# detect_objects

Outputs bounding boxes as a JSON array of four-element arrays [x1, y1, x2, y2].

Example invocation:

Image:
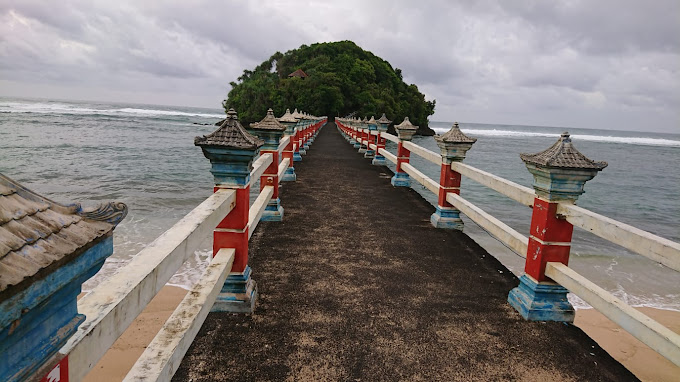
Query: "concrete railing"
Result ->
[[335, 118, 680, 367], [34, 112, 327, 381]]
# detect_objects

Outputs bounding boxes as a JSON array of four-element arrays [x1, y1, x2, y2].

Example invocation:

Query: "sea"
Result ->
[[1, 97, 678, 311]]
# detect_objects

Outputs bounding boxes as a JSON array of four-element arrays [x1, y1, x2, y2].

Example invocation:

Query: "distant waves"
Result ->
[[432, 127, 680, 147]]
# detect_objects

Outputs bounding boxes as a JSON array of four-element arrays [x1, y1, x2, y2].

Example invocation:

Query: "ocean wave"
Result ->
[[432, 127, 680, 147], [0, 101, 224, 119]]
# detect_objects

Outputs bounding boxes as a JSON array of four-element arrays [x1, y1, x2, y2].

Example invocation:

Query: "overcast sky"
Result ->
[[1, 0, 678, 133]]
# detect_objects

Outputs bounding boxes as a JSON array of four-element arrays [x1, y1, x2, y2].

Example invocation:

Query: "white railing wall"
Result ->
[[335, 119, 680, 367]]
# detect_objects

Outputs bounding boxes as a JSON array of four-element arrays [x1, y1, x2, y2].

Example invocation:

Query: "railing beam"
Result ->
[[545, 262, 680, 366], [60, 189, 236, 381], [123, 248, 235, 382], [248, 186, 275, 238], [557, 203, 680, 272], [446, 193, 528, 257], [451, 162, 535, 208]]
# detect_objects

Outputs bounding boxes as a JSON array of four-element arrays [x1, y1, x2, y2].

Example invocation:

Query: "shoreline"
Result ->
[[82, 285, 679, 382]]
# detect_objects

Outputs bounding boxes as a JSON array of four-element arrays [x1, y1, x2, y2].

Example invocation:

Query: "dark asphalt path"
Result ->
[[174, 122, 636, 381]]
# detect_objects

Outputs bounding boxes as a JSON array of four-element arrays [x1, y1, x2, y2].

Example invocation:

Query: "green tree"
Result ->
[[223, 41, 436, 134]]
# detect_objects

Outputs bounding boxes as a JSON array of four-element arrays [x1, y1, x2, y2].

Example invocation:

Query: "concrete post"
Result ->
[[431, 122, 476, 229], [391, 117, 419, 187], [251, 108, 286, 221], [364, 116, 377, 159], [508, 132, 607, 322], [352, 118, 362, 149], [195, 108, 263, 313], [278, 108, 297, 181], [372, 113, 391, 165], [358, 117, 368, 153]]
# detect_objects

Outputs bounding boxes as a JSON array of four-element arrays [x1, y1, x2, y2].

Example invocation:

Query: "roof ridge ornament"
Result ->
[[520, 132, 608, 170], [251, 108, 286, 131], [194, 108, 264, 150], [521, 132, 608, 202], [434, 122, 477, 144]]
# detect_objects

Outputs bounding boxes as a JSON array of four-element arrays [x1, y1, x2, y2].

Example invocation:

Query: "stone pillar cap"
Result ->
[[520, 132, 607, 170], [250, 108, 286, 131], [278, 108, 297, 123], [434, 122, 477, 144], [394, 117, 418, 131], [195, 108, 263, 150], [377, 113, 392, 125]]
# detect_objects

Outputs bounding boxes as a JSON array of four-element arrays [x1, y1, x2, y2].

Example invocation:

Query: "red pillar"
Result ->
[[524, 198, 574, 282], [395, 142, 410, 173], [213, 185, 249, 272], [260, 150, 280, 199], [437, 164, 461, 207]]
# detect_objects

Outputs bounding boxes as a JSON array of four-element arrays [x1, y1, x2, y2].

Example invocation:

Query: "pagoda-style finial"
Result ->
[[195, 108, 263, 186], [377, 113, 391, 124], [393, 117, 418, 141], [195, 108, 263, 150], [433, 122, 476, 163], [250, 108, 287, 151], [376, 113, 391, 132], [278, 108, 298, 135], [250, 108, 286, 132], [521, 132, 607, 202]]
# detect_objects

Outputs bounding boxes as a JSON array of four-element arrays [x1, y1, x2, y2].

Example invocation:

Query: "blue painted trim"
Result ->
[[0, 238, 113, 382], [391, 172, 411, 187], [212, 266, 257, 313], [364, 149, 375, 158], [430, 206, 464, 230], [508, 274, 575, 322], [372, 155, 386, 166], [281, 167, 296, 182], [293, 152, 302, 162], [261, 198, 284, 222]]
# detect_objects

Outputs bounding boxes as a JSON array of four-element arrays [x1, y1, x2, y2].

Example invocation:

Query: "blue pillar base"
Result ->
[[353, 142, 361, 149], [261, 198, 284, 221], [508, 274, 574, 322], [211, 266, 258, 313], [299, 148, 307, 155], [372, 155, 386, 166], [281, 167, 296, 182], [349, 139, 357, 145], [364, 149, 375, 159], [430, 206, 464, 230], [293, 152, 302, 162], [303, 144, 310, 150], [358, 147, 367, 153], [391, 172, 411, 187]]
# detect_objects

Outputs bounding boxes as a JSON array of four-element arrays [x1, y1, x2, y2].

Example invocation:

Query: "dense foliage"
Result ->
[[223, 41, 435, 133]]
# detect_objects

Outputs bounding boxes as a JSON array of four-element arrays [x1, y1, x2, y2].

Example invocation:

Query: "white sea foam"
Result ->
[[0, 101, 224, 119], [431, 127, 680, 147]]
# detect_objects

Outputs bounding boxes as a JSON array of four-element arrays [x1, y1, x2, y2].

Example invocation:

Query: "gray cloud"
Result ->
[[0, 0, 678, 132]]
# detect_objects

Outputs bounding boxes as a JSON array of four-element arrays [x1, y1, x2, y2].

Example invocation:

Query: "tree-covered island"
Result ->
[[223, 41, 436, 135]]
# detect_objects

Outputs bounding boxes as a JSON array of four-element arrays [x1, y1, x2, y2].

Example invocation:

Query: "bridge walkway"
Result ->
[[174, 121, 636, 381]]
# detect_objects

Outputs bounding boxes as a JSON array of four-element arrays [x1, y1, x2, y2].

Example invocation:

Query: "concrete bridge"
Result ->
[[2, 109, 678, 381]]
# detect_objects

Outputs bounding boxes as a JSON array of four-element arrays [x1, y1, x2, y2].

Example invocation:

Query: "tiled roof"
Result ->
[[434, 122, 477, 144], [0, 173, 127, 300], [520, 132, 608, 170], [288, 69, 308, 78], [278, 109, 298, 123], [195, 108, 264, 150], [394, 117, 418, 131], [251, 109, 286, 131], [377, 113, 392, 124]]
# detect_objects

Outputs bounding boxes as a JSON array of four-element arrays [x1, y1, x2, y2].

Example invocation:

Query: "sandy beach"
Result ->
[[81, 285, 679, 381], [575, 307, 680, 382]]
